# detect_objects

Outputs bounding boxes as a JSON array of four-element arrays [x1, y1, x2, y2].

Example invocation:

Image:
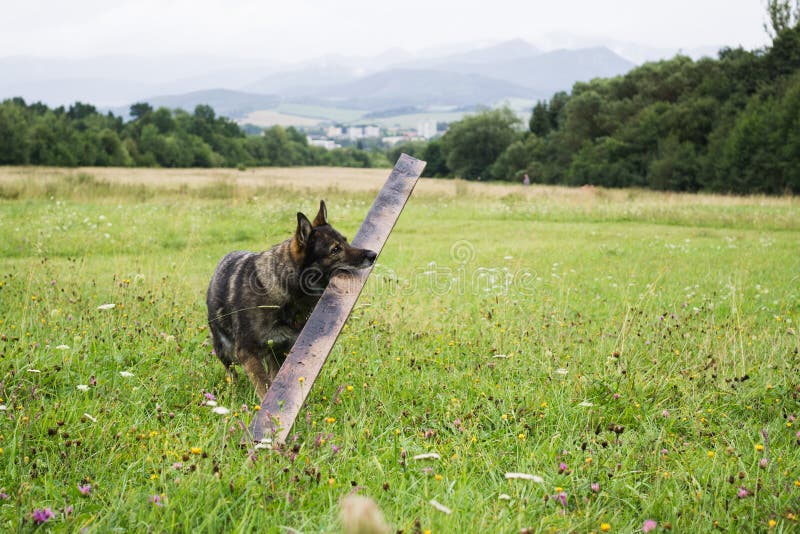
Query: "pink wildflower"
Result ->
[[31, 508, 55, 525]]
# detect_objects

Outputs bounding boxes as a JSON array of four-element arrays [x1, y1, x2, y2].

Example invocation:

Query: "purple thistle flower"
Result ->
[[558, 462, 568, 473], [64, 505, 74, 517], [642, 519, 657, 533], [172, 462, 183, 470], [31, 508, 55, 525], [737, 486, 749, 498], [203, 392, 216, 401], [149, 494, 163, 507], [331, 444, 341, 454], [77, 483, 91, 496], [554, 491, 568, 507], [759, 458, 768, 469], [590, 482, 600, 493], [0, 492, 9, 500], [89, 375, 97, 387]]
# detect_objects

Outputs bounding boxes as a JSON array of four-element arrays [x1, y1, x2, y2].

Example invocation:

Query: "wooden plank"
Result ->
[[249, 153, 426, 444]]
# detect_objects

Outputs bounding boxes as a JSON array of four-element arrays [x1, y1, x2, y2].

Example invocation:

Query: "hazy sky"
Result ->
[[0, 0, 769, 61]]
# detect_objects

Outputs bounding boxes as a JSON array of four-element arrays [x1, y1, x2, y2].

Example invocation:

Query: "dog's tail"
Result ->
[[339, 495, 390, 534]]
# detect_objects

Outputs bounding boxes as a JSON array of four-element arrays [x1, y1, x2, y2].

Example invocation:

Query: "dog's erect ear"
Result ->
[[295, 212, 313, 247], [312, 200, 327, 227]]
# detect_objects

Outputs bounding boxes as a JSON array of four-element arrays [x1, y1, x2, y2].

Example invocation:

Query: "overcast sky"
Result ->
[[0, 0, 769, 61]]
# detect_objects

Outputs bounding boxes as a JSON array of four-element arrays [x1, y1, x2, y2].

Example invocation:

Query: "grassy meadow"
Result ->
[[1, 167, 799, 532]]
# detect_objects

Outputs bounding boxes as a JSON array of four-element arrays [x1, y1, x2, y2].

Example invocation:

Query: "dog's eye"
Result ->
[[331, 245, 342, 255]]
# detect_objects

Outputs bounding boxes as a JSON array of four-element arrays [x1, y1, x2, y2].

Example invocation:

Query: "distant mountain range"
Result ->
[[0, 39, 656, 124]]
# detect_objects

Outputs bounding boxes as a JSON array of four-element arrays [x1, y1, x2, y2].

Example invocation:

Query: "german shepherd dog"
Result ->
[[206, 200, 377, 400]]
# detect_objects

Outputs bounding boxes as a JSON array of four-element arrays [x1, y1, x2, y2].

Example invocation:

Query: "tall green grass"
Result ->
[[1, 175, 799, 532]]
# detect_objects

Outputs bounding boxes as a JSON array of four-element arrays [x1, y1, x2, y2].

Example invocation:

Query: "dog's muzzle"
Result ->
[[362, 250, 377, 267]]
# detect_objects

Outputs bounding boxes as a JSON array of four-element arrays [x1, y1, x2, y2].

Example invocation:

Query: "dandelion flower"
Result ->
[[600, 523, 611, 532]]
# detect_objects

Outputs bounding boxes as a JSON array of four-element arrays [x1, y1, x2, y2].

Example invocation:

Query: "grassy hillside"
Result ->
[[1, 167, 799, 532]]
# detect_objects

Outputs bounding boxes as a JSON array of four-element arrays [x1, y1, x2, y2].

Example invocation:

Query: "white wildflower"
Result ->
[[83, 413, 97, 422], [55, 344, 70, 350], [413, 452, 441, 461], [555, 368, 568, 375], [499, 494, 512, 500], [579, 401, 594, 407], [97, 303, 116, 310], [77, 384, 89, 391], [429, 499, 452, 514], [505, 472, 544, 483], [254, 438, 273, 450], [212, 406, 230, 415], [119, 371, 134, 377], [205, 400, 218, 407]]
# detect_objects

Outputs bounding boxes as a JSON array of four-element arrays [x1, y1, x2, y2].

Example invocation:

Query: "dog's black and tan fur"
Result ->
[[206, 200, 377, 400]]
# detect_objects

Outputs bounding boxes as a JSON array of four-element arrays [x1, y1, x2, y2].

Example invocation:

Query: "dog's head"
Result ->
[[293, 200, 377, 281]]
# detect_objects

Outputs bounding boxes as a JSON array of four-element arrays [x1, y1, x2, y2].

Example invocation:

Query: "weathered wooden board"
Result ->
[[249, 153, 426, 444]]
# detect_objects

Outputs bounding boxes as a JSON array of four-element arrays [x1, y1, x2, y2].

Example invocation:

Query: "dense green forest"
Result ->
[[398, 21, 800, 194], [1, 3, 798, 194], [0, 100, 388, 169]]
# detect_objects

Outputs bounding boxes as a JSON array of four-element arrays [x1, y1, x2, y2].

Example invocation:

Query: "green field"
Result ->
[[1, 168, 799, 532]]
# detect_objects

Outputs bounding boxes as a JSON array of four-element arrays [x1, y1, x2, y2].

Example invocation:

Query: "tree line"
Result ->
[[1, 2, 798, 194], [397, 19, 800, 195], [0, 100, 388, 169]]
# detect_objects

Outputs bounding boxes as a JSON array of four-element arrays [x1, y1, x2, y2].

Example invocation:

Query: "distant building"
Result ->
[[347, 126, 364, 140], [417, 121, 437, 139], [326, 126, 343, 138], [307, 137, 339, 150], [363, 125, 381, 138]]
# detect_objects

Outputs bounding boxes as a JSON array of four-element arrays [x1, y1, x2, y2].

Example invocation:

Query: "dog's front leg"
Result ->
[[264, 324, 300, 381], [237, 344, 270, 401]]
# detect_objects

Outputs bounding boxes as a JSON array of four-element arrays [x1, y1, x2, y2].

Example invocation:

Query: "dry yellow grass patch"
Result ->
[[1, 166, 798, 211]]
